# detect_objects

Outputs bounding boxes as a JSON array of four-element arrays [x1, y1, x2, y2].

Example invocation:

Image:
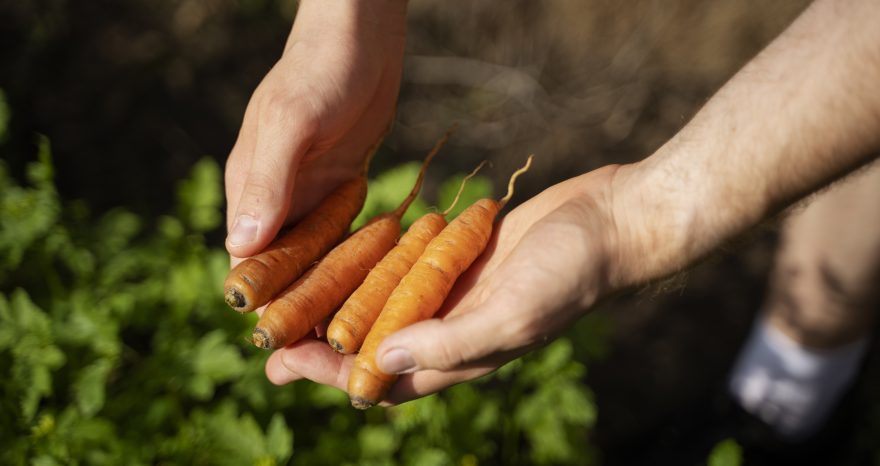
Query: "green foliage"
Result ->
[[178, 158, 224, 233], [0, 135, 606, 464], [707, 439, 742, 466], [353, 162, 431, 230], [514, 341, 596, 464], [352, 161, 492, 231]]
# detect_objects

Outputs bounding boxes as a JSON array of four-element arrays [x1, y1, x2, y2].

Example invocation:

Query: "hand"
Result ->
[[224, 0, 407, 260], [260, 0, 880, 407], [264, 164, 624, 405]]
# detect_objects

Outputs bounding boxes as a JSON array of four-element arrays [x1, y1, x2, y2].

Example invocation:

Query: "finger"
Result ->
[[314, 314, 333, 339], [382, 365, 496, 407], [265, 349, 303, 385], [229, 255, 244, 270], [374, 240, 533, 375], [374, 297, 524, 375], [225, 98, 259, 235], [226, 91, 318, 258], [266, 339, 498, 406], [268, 339, 353, 391], [377, 201, 600, 375]]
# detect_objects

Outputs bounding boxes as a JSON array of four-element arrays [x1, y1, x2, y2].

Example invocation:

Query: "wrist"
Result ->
[[547, 164, 629, 305], [605, 155, 702, 290], [290, 0, 407, 44]]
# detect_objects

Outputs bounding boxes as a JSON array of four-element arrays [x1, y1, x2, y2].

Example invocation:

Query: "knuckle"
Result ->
[[240, 173, 280, 209], [432, 341, 466, 371], [496, 300, 543, 350], [224, 151, 245, 188], [259, 93, 295, 123], [498, 320, 532, 352], [258, 90, 320, 136], [503, 318, 531, 346], [426, 325, 476, 371]]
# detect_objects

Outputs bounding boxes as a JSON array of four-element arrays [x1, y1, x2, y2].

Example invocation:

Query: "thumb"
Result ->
[[226, 101, 317, 257], [375, 305, 521, 374]]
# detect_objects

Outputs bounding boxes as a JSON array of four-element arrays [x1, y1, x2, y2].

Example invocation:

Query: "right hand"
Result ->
[[262, 165, 630, 405], [225, 0, 408, 260]]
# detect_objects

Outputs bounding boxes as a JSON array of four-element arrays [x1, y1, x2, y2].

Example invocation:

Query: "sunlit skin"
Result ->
[[223, 0, 406, 318], [227, 0, 880, 406], [224, 0, 407, 261], [264, 167, 621, 404]]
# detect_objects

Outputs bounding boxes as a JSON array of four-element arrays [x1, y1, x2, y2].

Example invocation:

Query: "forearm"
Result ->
[[285, 0, 407, 53], [610, 0, 880, 288]]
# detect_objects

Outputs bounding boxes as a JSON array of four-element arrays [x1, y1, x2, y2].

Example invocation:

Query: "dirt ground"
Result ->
[[3, 0, 877, 464]]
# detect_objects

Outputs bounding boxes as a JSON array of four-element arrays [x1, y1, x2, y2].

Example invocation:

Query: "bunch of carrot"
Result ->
[[223, 128, 533, 409]]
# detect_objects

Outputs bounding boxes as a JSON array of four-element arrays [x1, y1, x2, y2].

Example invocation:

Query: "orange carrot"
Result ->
[[223, 135, 385, 313], [347, 155, 533, 409], [251, 130, 453, 350], [327, 162, 487, 354], [223, 178, 365, 312]]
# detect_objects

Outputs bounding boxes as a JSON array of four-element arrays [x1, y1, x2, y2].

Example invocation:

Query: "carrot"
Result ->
[[326, 161, 488, 354], [251, 130, 453, 350], [223, 136, 384, 313], [348, 155, 533, 409]]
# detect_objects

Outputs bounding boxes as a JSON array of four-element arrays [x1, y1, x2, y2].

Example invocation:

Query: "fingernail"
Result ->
[[380, 348, 417, 374], [228, 214, 258, 247]]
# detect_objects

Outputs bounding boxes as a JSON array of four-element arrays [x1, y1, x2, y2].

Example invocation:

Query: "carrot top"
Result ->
[[390, 125, 456, 219], [498, 154, 533, 209]]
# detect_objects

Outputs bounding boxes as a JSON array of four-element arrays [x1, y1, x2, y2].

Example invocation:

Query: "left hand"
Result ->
[[264, 164, 624, 405], [225, 0, 407, 261]]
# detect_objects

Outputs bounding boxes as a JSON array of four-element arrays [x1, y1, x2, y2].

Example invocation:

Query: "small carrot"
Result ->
[[223, 136, 384, 313], [327, 161, 488, 354], [347, 155, 533, 409], [251, 130, 453, 350]]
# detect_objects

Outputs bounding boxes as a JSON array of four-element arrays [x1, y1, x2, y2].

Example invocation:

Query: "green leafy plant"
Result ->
[[707, 439, 742, 466], [0, 113, 606, 464]]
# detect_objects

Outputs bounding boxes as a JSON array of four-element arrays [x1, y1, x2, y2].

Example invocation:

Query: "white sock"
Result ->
[[727, 315, 869, 440]]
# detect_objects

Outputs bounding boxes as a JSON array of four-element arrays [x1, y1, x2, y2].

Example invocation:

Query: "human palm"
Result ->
[[264, 166, 621, 405]]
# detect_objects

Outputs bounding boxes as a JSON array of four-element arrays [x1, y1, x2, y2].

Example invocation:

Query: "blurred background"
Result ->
[[2, 0, 879, 464]]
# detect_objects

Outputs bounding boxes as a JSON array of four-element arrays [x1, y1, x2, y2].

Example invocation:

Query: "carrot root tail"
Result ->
[[252, 328, 273, 349], [391, 125, 456, 218], [442, 160, 489, 216], [350, 396, 377, 410], [328, 338, 346, 354], [225, 287, 247, 311], [499, 154, 534, 208]]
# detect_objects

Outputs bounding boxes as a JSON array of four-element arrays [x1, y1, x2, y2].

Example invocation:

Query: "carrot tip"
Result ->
[[499, 154, 534, 208], [350, 396, 377, 410], [252, 328, 273, 349], [328, 338, 346, 354], [225, 287, 247, 311]]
